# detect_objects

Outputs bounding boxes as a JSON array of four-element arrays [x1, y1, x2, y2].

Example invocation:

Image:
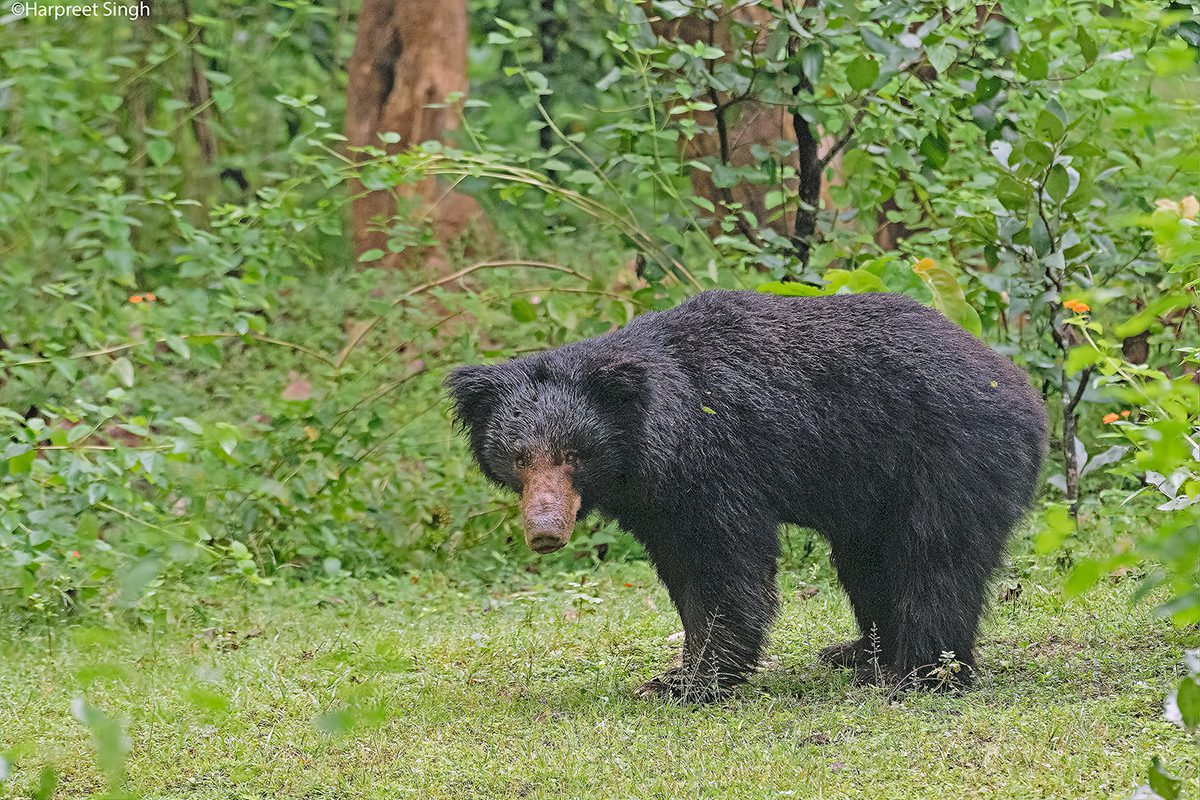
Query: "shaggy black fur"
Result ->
[[447, 290, 1048, 701]]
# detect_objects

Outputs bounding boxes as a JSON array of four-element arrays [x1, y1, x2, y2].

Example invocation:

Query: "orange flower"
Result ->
[[1063, 299, 1090, 314], [1121, 410, 1131, 418], [144, 293, 157, 302], [128, 294, 144, 303], [912, 257, 936, 274], [1102, 412, 1120, 424]]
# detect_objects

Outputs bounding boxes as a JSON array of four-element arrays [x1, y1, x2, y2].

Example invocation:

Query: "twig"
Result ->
[[4, 331, 336, 371]]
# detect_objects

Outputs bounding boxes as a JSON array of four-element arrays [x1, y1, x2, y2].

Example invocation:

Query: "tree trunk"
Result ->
[[345, 0, 471, 266], [790, 65, 822, 270]]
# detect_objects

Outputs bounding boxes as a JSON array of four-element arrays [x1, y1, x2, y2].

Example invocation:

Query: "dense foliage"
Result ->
[[1, 0, 1199, 794], [0, 0, 1196, 687]]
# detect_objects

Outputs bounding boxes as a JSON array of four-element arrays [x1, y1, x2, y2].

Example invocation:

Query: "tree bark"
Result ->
[[538, 0, 561, 157], [345, 0, 470, 266], [791, 69, 822, 269], [1061, 360, 1094, 517]]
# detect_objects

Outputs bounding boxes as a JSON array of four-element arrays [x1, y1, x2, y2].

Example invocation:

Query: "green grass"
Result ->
[[2, 563, 1197, 799]]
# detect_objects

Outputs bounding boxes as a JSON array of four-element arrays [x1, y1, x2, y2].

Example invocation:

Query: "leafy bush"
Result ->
[[1, 0, 1198, 650]]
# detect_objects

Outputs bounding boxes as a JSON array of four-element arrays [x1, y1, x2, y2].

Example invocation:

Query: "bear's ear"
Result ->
[[445, 364, 501, 429], [585, 354, 646, 406]]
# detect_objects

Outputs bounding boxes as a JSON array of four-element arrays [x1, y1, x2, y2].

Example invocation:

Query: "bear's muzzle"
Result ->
[[520, 461, 580, 554]]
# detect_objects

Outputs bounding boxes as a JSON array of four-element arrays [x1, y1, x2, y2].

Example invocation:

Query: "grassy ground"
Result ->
[[2, 562, 1197, 800]]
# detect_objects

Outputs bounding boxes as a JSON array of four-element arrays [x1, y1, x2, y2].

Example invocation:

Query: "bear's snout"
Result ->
[[520, 461, 580, 555]]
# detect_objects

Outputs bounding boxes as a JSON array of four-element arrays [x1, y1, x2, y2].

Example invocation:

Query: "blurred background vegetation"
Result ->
[[0, 0, 1198, 790], [3, 0, 1197, 616]]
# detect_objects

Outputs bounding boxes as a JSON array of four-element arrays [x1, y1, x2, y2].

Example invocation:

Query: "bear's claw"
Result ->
[[635, 668, 734, 704], [817, 639, 864, 669]]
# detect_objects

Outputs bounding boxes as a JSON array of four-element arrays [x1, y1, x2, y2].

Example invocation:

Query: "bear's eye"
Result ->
[[513, 453, 531, 470]]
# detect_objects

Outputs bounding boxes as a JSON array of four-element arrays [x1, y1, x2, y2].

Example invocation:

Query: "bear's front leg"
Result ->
[[636, 526, 780, 703]]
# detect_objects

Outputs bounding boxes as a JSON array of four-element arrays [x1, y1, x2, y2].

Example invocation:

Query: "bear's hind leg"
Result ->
[[888, 540, 993, 689], [820, 531, 895, 680]]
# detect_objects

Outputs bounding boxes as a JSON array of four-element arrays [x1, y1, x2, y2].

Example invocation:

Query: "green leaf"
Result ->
[[756, 281, 825, 297], [1020, 49, 1049, 81], [1046, 164, 1070, 202], [510, 299, 537, 323], [5, 445, 35, 476], [185, 686, 231, 715], [31, 767, 58, 800], [927, 43, 957, 74], [596, 66, 621, 91], [710, 161, 740, 189], [1148, 757, 1182, 800], [1176, 676, 1200, 731], [912, 260, 982, 336], [1023, 140, 1053, 169], [357, 249, 385, 263], [1076, 27, 1098, 64], [174, 416, 204, 435], [70, 696, 130, 786], [51, 357, 79, 383], [996, 175, 1028, 210], [970, 103, 996, 131], [1038, 109, 1067, 144], [1065, 344, 1104, 375], [975, 74, 1003, 102], [214, 423, 240, 456], [801, 45, 824, 84], [565, 169, 601, 186], [146, 138, 175, 167], [1114, 294, 1192, 338], [112, 357, 134, 388], [1035, 504, 1074, 554], [165, 335, 191, 360], [1030, 216, 1053, 258], [846, 55, 879, 92], [919, 133, 949, 169], [1064, 559, 1102, 598], [118, 556, 162, 605], [823, 269, 888, 294]]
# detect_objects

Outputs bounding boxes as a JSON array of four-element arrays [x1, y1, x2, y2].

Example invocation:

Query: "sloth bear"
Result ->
[[447, 290, 1047, 701]]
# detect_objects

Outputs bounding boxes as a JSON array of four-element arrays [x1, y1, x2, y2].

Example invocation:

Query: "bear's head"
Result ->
[[446, 350, 645, 554]]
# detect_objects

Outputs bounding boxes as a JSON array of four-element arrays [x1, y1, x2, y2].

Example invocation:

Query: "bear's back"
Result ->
[[612, 290, 1047, 494]]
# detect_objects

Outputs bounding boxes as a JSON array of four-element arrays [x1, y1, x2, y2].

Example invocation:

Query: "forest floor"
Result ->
[[2, 561, 1197, 800]]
